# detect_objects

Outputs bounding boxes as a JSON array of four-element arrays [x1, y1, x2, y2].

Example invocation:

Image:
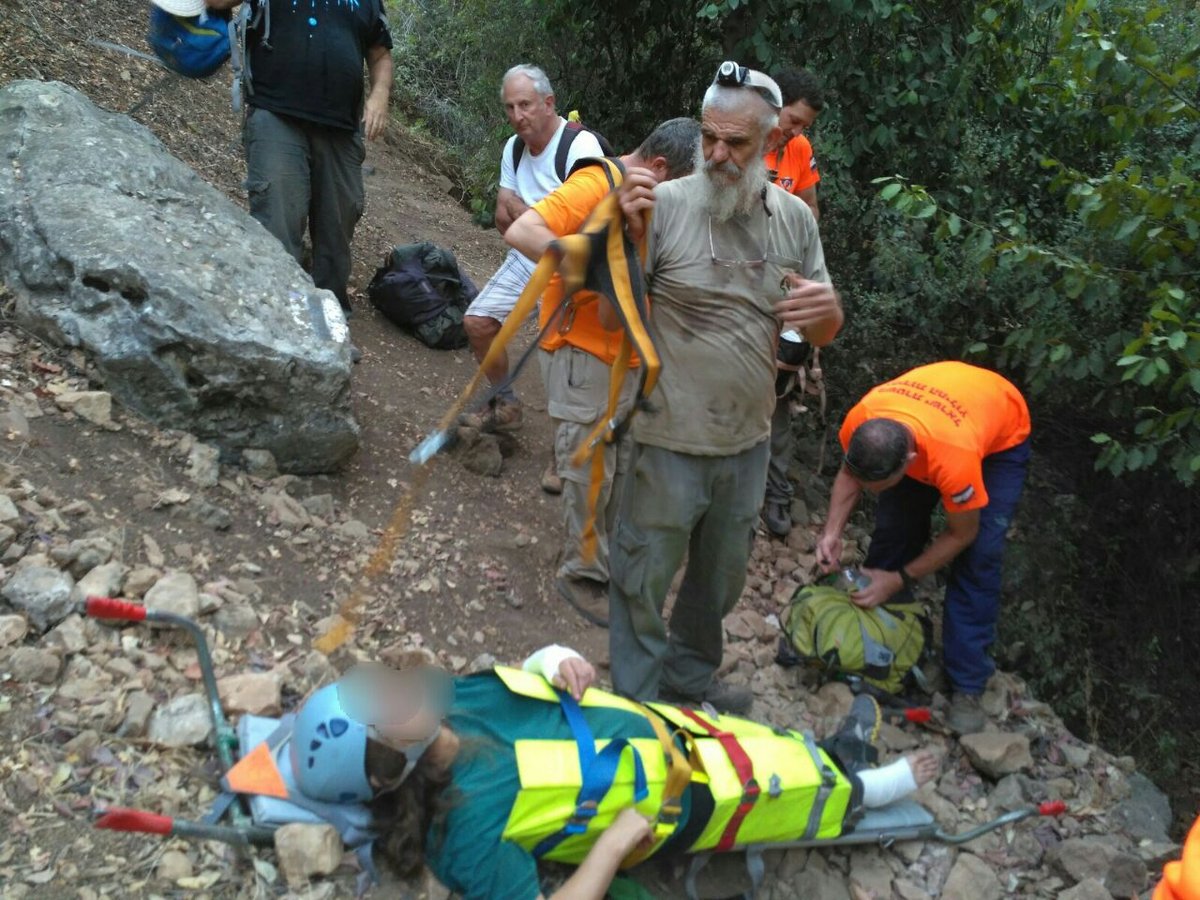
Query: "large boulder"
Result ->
[[0, 81, 358, 473]]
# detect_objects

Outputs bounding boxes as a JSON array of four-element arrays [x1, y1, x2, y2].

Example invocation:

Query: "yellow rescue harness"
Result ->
[[492, 667, 852, 867]]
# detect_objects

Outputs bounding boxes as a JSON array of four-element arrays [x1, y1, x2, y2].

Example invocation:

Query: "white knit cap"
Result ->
[[150, 0, 211, 17]]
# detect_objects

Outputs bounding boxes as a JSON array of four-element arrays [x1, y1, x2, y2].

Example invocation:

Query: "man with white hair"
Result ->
[[462, 64, 604, 443], [609, 62, 844, 713]]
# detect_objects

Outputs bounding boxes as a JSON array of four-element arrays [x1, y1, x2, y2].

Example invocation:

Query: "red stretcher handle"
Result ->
[[1039, 800, 1067, 817], [94, 807, 173, 835], [903, 707, 932, 724], [85, 597, 147, 621]]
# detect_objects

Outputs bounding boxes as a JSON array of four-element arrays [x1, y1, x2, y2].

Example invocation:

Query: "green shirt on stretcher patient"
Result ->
[[287, 644, 939, 900]]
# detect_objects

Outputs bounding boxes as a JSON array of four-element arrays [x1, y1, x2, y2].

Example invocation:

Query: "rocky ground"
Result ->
[[0, 1, 1182, 898]]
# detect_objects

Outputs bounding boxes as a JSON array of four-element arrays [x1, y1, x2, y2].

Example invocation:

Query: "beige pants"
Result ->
[[539, 347, 635, 583]]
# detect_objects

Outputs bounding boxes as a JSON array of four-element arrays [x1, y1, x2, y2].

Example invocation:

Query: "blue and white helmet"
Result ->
[[290, 683, 373, 803]]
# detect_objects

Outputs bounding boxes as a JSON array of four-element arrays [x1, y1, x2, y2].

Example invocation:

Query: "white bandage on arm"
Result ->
[[857, 756, 919, 809], [521, 644, 585, 685]]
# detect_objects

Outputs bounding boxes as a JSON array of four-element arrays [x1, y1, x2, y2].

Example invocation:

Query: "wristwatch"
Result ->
[[899, 567, 917, 592]]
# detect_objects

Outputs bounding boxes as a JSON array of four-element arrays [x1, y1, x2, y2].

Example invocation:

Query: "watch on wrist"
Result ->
[[899, 567, 917, 592]]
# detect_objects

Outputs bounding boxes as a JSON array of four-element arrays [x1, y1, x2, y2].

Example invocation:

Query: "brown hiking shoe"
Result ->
[[947, 692, 986, 735], [660, 680, 754, 717], [541, 460, 563, 495], [556, 575, 609, 628], [459, 398, 524, 433]]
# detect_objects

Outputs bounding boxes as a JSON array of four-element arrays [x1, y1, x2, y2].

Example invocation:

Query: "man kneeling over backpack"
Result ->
[[503, 118, 700, 628]]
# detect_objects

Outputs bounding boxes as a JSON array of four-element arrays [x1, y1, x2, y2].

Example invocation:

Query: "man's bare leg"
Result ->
[[463, 314, 522, 430]]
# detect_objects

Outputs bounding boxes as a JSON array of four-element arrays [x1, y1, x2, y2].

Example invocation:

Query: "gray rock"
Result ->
[[0, 614, 28, 646], [1049, 837, 1147, 898], [0, 409, 30, 441], [1, 565, 76, 632], [300, 493, 336, 520], [144, 571, 199, 619], [274, 823, 343, 888], [1111, 772, 1172, 844], [0, 494, 20, 526], [0, 81, 359, 473], [70, 560, 127, 604], [960, 731, 1033, 779], [0, 524, 16, 552], [147, 693, 213, 747], [177, 497, 233, 531], [122, 566, 161, 599], [941, 852, 1002, 900], [459, 433, 504, 477], [334, 519, 371, 542], [214, 603, 259, 639], [261, 491, 310, 528], [185, 442, 221, 487], [1057, 878, 1113, 900], [45, 614, 88, 654], [4, 646, 63, 683], [241, 448, 279, 479], [54, 390, 113, 427], [119, 690, 156, 738]]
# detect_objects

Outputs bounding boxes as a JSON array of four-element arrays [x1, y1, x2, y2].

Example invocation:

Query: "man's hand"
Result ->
[[601, 807, 655, 857], [774, 277, 841, 335], [553, 656, 597, 700], [851, 569, 902, 608], [363, 93, 388, 141], [617, 167, 658, 244], [816, 532, 843, 574]]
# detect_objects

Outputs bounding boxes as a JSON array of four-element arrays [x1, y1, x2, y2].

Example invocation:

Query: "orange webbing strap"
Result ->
[[676, 707, 760, 853], [620, 702, 701, 868], [568, 180, 660, 563]]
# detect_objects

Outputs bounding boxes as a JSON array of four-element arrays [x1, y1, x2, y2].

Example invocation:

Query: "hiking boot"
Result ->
[[947, 692, 986, 735], [541, 461, 563, 495], [461, 398, 524, 433], [660, 680, 754, 717], [556, 575, 609, 628], [826, 694, 882, 775], [762, 497, 792, 538]]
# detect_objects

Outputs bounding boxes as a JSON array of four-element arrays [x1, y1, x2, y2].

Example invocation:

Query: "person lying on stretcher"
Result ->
[[287, 645, 939, 900]]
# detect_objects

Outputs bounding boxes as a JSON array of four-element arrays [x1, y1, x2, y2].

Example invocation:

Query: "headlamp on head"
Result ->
[[713, 60, 783, 111]]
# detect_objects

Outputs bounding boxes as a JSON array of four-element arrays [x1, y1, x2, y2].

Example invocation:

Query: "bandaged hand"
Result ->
[[522, 644, 596, 699]]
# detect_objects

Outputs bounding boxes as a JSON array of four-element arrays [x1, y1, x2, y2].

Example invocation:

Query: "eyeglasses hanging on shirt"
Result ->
[[708, 215, 767, 269]]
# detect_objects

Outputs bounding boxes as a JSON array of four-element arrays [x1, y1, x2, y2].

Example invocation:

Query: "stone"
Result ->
[[70, 560, 127, 605], [119, 690, 156, 738], [1061, 742, 1092, 770], [0, 524, 16, 552], [156, 849, 194, 882], [0, 409, 30, 440], [0, 81, 359, 473], [788, 853, 850, 900], [274, 823, 344, 888], [1049, 837, 1148, 898], [54, 390, 113, 427], [144, 571, 200, 619], [262, 492, 310, 529], [122, 566, 162, 598], [61, 536, 115, 577], [848, 848, 893, 898], [1057, 878, 1113, 900], [4, 646, 62, 683], [217, 672, 282, 716], [242, 448, 279, 479], [147, 693, 213, 747], [334, 519, 371, 542], [960, 731, 1033, 779], [0, 614, 28, 647], [1111, 772, 1172, 844], [941, 852, 1002, 900], [1, 565, 76, 632], [300, 493, 336, 520], [214, 603, 259, 639], [185, 442, 221, 487], [178, 497, 233, 531], [459, 433, 503, 477], [45, 614, 88, 654], [0, 493, 20, 525], [894, 878, 933, 900]]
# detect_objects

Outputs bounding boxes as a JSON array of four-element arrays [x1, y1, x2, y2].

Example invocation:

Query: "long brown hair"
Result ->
[[366, 737, 456, 878]]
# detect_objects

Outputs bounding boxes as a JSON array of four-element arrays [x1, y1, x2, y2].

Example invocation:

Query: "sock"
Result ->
[[858, 756, 919, 809]]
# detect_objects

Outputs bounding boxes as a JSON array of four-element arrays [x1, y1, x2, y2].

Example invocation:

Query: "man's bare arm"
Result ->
[[798, 185, 820, 221], [363, 45, 392, 141], [495, 188, 529, 236], [504, 208, 556, 263]]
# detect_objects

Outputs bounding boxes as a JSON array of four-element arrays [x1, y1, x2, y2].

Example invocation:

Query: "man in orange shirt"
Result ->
[[764, 68, 823, 220], [761, 68, 825, 538], [816, 362, 1032, 734], [504, 118, 701, 626], [1156, 814, 1200, 900]]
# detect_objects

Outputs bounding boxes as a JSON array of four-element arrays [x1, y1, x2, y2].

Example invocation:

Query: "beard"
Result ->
[[695, 142, 770, 223]]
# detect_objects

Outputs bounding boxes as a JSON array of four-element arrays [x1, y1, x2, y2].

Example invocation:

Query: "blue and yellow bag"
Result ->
[[147, 7, 231, 79]]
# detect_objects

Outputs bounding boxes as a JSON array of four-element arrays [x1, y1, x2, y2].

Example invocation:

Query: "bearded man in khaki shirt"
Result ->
[[609, 63, 843, 713]]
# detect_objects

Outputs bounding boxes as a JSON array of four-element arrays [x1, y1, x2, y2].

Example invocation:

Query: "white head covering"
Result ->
[[150, 0, 210, 17]]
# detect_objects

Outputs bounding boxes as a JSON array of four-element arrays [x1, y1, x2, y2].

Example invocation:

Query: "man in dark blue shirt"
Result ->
[[208, 0, 393, 314]]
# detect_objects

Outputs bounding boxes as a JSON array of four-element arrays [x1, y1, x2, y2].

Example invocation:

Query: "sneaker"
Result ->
[[947, 692, 986, 735], [541, 460, 563, 495], [826, 694, 882, 775], [762, 496, 792, 538], [659, 680, 754, 717], [556, 575, 608, 628]]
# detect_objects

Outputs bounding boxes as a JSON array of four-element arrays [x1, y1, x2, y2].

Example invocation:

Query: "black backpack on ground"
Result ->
[[511, 118, 616, 183], [366, 243, 479, 350]]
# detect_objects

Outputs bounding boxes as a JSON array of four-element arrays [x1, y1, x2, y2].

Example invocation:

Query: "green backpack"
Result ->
[[778, 584, 931, 697]]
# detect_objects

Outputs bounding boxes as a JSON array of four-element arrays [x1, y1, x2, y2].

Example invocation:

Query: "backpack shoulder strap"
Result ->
[[554, 122, 585, 183], [566, 155, 625, 190], [510, 136, 526, 175]]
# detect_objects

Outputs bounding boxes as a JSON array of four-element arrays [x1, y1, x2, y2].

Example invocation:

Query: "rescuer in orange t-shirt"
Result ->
[[761, 67, 826, 539], [816, 362, 1032, 735], [1156, 815, 1200, 900], [502, 118, 700, 628]]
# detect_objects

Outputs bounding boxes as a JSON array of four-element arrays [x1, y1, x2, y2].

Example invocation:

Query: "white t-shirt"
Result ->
[[499, 118, 605, 206]]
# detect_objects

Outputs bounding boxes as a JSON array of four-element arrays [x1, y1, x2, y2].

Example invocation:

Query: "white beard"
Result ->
[[695, 143, 770, 223]]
